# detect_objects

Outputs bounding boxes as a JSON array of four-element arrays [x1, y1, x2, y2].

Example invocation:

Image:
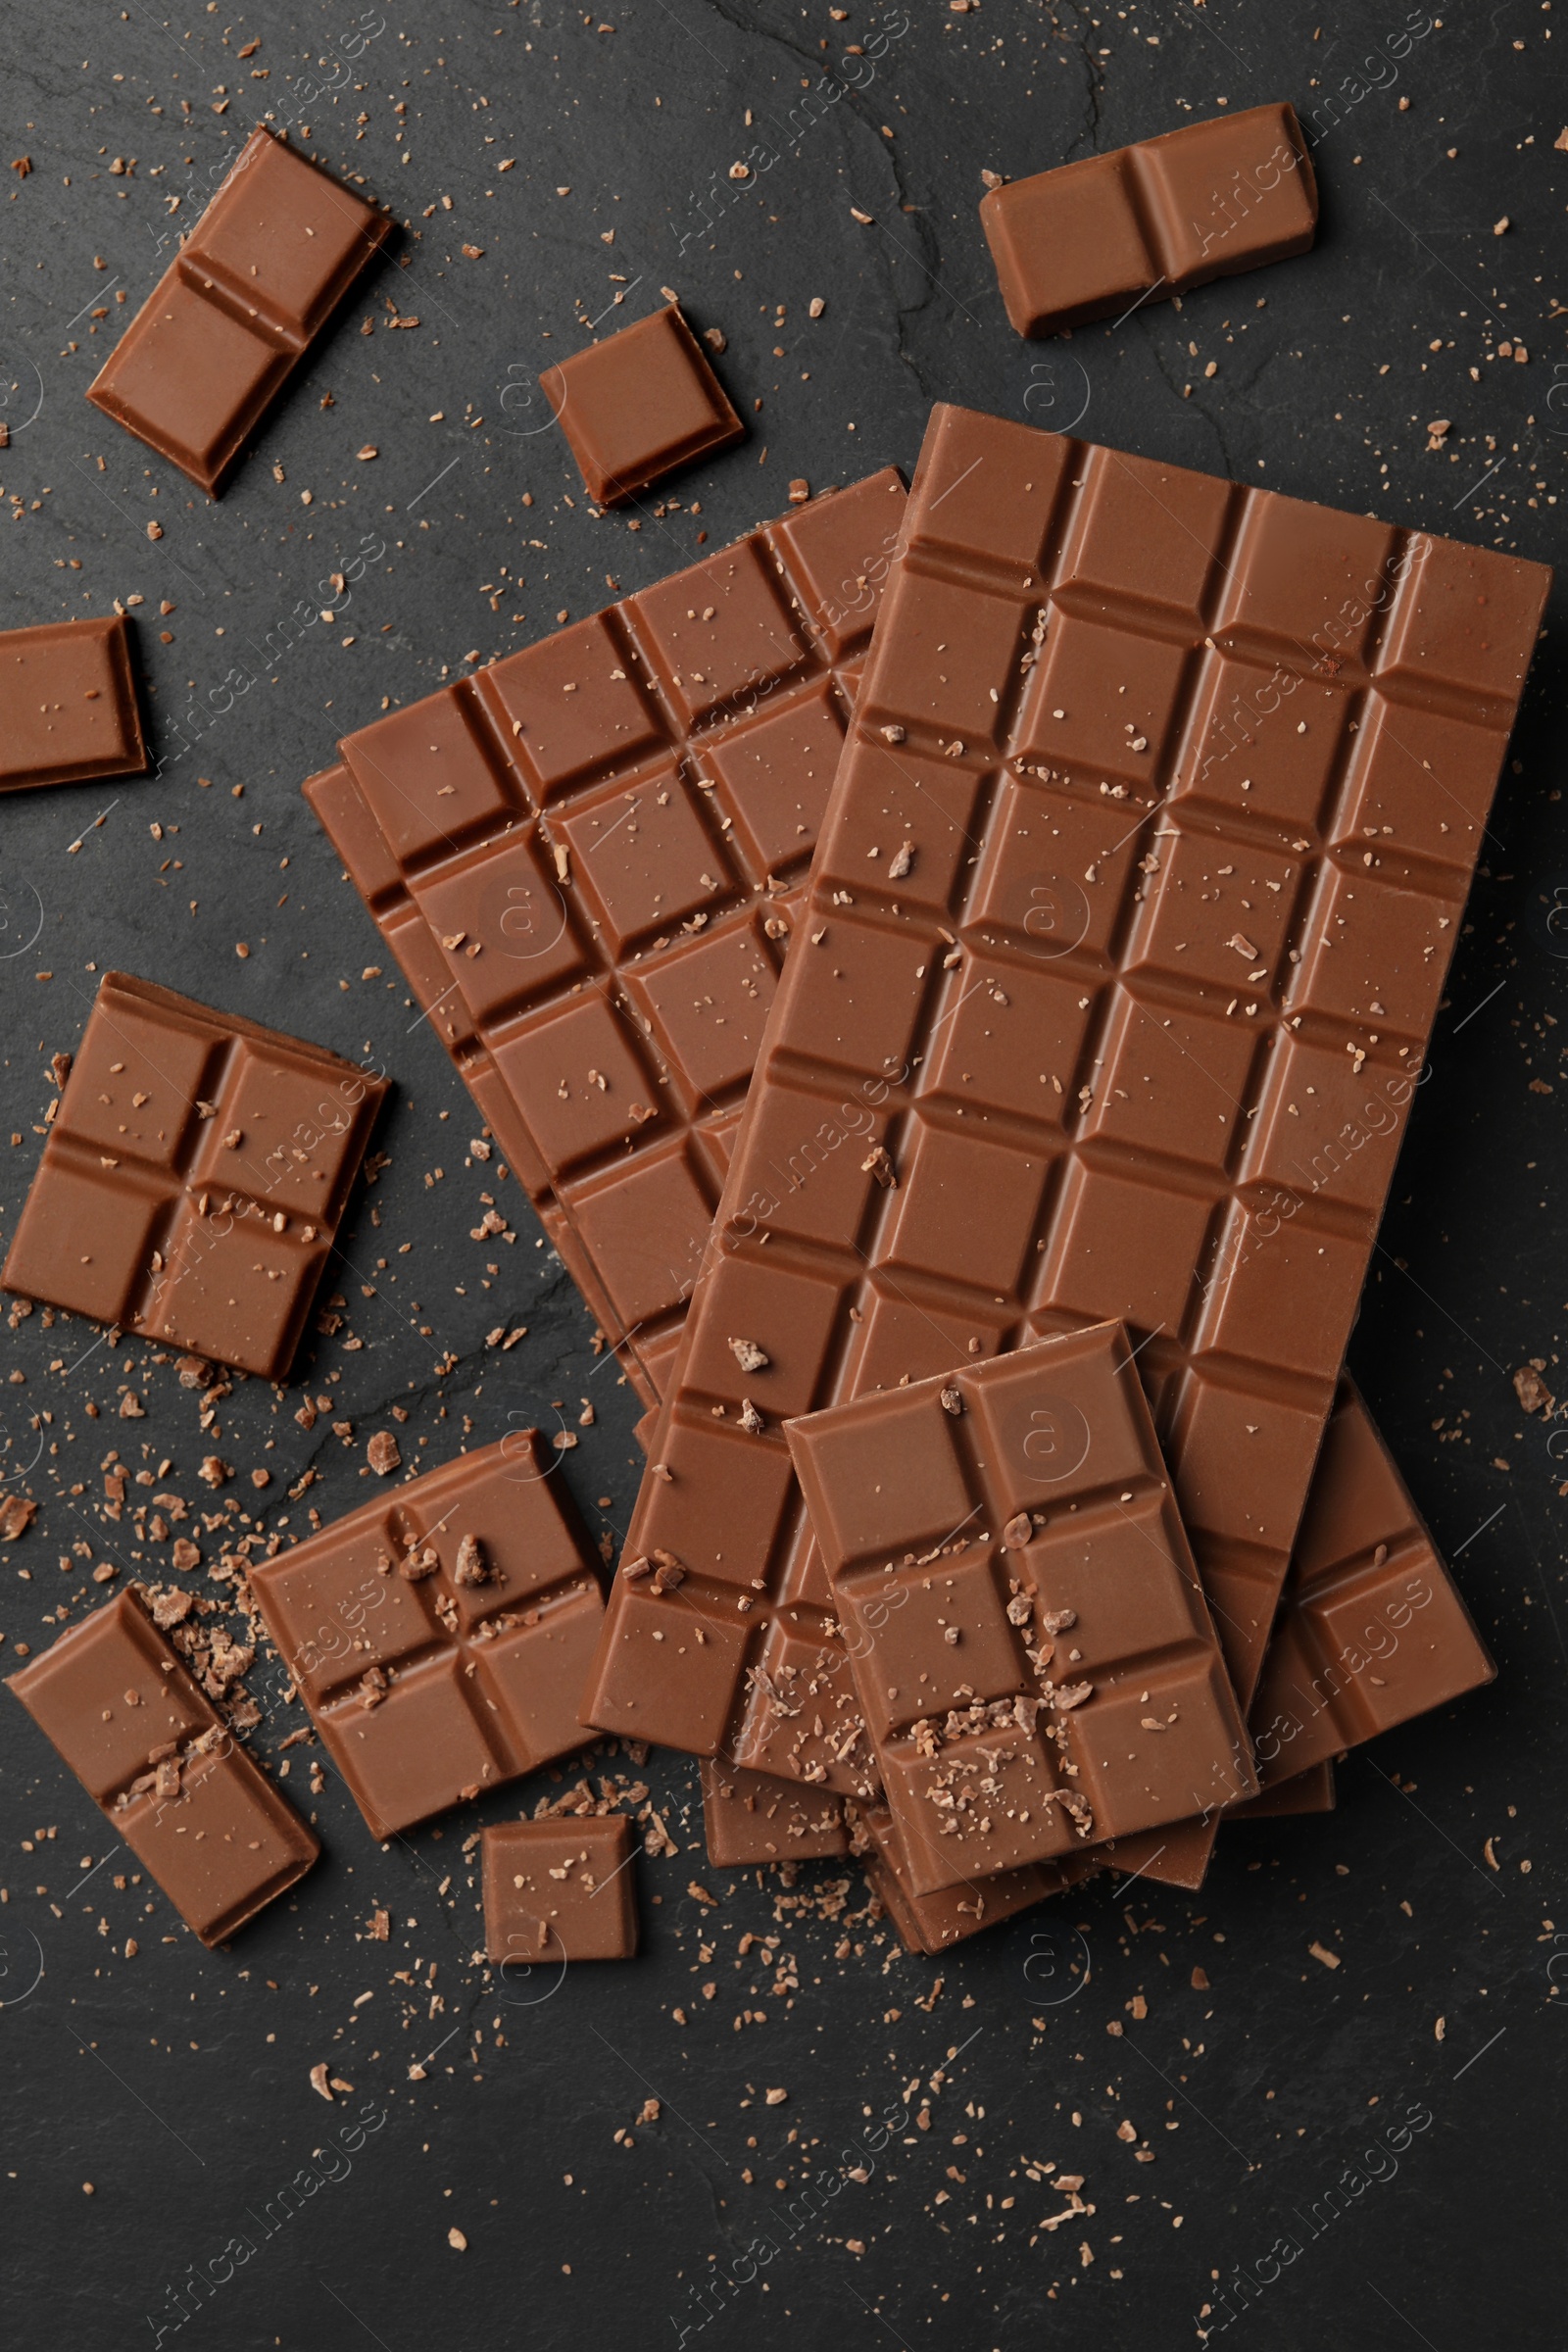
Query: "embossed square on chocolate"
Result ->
[[1, 972, 385, 1380], [250, 1433, 604, 1839], [982, 102, 1317, 339], [848, 1796, 1088, 1956], [0, 615, 147, 793], [541, 304, 744, 508], [701, 1756, 848, 1866], [787, 1325, 1254, 1895], [482, 1815, 636, 1963], [307, 466, 906, 1406], [87, 127, 392, 493], [584, 407, 1547, 1869], [8, 1590, 318, 1945]]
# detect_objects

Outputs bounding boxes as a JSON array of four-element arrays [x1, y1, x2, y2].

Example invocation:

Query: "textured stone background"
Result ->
[[1, 3, 1563, 2346]]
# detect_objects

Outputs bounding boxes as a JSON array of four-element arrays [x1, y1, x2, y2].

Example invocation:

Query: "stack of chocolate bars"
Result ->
[[7, 105, 1544, 1971]]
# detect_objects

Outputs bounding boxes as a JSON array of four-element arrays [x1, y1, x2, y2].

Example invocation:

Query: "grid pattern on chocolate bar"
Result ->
[[787, 1327, 1253, 1894], [0, 615, 148, 792], [0, 972, 385, 1381], [848, 1796, 1084, 1955], [1250, 1380, 1494, 1788], [87, 128, 391, 494], [583, 404, 1547, 1790], [309, 468, 906, 1407], [8, 1591, 318, 1946], [250, 1433, 604, 1838]]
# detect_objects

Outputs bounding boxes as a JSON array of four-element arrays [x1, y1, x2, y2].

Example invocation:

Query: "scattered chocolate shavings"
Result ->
[[0, 1496, 35, 1541], [887, 840, 915, 880], [1514, 1362, 1554, 1416], [1041, 1607, 1077, 1636], [358, 1667, 389, 1710], [648, 1549, 685, 1593], [367, 1431, 401, 1476], [939, 1387, 962, 1415], [402, 1544, 439, 1581], [310, 2062, 333, 2101], [729, 1336, 769, 1372]]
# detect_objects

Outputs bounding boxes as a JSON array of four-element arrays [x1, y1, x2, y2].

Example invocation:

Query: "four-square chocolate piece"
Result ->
[[541, 303, 744, 507], [482, 1815, 637, 1963], [982, 102, 1317, 338], [2, 972, 386, 1381], [250, 1433, 605, 1839], [87, 126, 391, 493], [0, 615, 147, 792], [8, 1590, 318, 1945]]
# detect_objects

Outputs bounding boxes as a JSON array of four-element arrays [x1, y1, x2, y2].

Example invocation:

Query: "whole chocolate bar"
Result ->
[[583, 406, 1548, 1816], [87, 127, 391, 494], [981, 102, 1317, 339], [2, 972, 386, 1381], [482, 1816, 637, 1963], [786, 1326, 1255, 1893], [1249, 1380, 1494, 1786], [541, 303, 744, 507], [8, 1591, 318, 1945], [308, 467, 906, 1405], [250, 1432, 605, 1839], [0, 615, 147, 792]]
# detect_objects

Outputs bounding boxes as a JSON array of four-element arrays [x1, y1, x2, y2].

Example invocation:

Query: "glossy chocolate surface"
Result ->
[[701, 1755, 849, 1865], [542, 303, 744, 507], [482, 1815, 636, 1962]]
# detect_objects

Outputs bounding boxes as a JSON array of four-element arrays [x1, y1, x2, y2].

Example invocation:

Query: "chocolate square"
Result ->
[[0, 615, 148, 793], [482, 1816, 636, 1963], [541, 305, 743, 507]]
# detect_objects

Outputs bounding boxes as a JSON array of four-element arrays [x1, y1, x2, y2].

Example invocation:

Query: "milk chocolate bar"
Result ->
[[482, 1816, 637, 1963], [308, 466, 906, 1404], [786, 1326, 1254, 1894], [2, 972, 386, 1381], [250, 1432, 604, 1839], [542, 303, 744, 507], [87, 126, 391, 494], [982, 102, 1316, 339], [0, 615, 147, 792], [1249, 1381, 1494, 1787], [8, 1591, 318, 1945], [584, 406, 1548, 1824]]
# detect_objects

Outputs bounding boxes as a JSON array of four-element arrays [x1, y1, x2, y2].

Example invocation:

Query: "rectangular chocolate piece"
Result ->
[[848, 1797, 1087, 1956], [2, 971, 386, 1382], [308, 466, 906, 1405], [8, 1591, 318, 1945], [584, 406, 1547, 1818], [542, 303, 744, 508], [250, 1432, 604, 1839], [87, 126, 391, 494], [982, 102, 1316, 339], [701, 1755, 848, 1866], [1249, 1380, 1494, 1787], [0, 615, 147, 792], [482, 1815, 637, 1963], [786, 1326, 1254, 1894]]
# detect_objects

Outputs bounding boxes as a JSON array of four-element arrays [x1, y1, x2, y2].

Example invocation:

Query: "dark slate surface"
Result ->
[[1, 4, 1563, 2346]]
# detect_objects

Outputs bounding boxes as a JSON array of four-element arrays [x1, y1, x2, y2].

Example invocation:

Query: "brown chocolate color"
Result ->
[[1250, 1380, 1494, 1786], [583, 406, 1547, 1835], [0, 615, 147, 792], [8, 1590, 317, 1945], [787, 1326, 1254, 1894], [701, 1756, 849, 1865], [849, 1797, 1087, 1956], [1, 972, 385, 1381], [307, 467, 905, 1404], [541, 304, 744, 507], [981, 103, 1317, 339], [250, 1432, 604, 1839], [87, 127, 391, 494], [482, 1815, 637, 1962]]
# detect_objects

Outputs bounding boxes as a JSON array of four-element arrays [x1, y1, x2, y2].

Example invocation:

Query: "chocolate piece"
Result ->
[[307, 466, 906, 1404], [250, 1433, 604, 1838], [482, 1815, 636, 1962], [584, 405, 1547, 1814], [0, 615, 147, 792], [87, 127, 391, 493], [848, 1797, 1086, 1956], [786, 1326, 1254, 1894], [982, 103, 1316, 339], [2, 972, 385, 1381], [1232, 1761, 1336, 1819], [701, 1756, 849, 1865], [1250, 1381, 1494, 1787], [542, 304, 744, 507], [8, 1591, 317, 1945]]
